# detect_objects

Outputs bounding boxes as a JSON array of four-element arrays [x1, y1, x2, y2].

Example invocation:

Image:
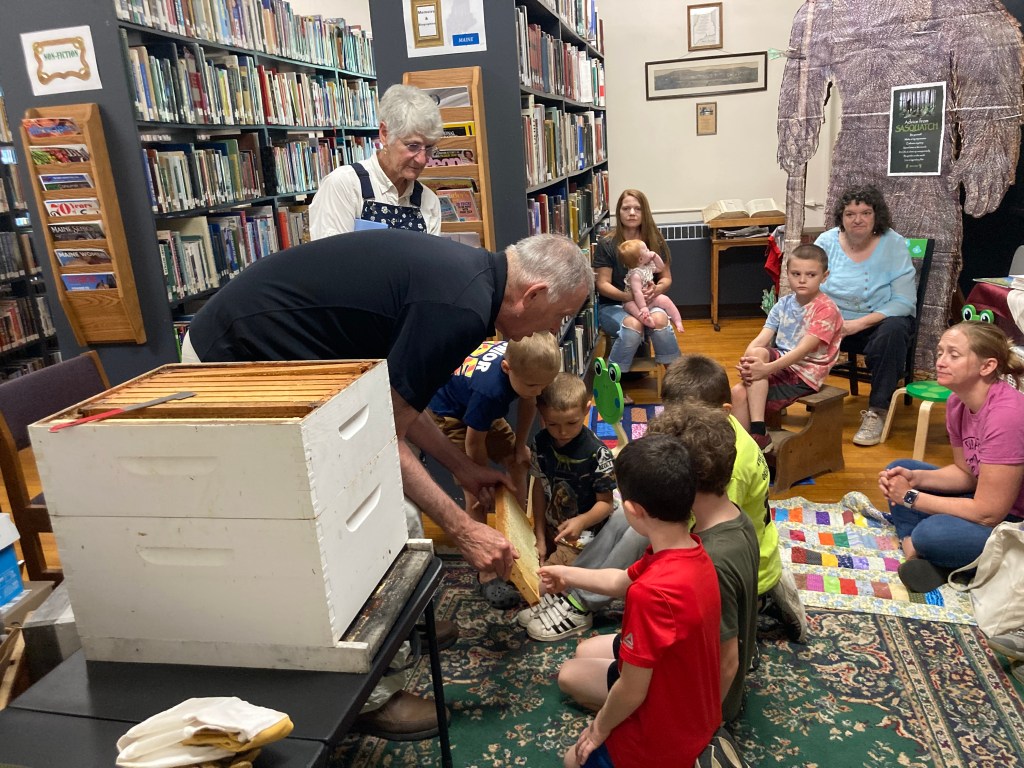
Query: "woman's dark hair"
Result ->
[[832, 185, 892, 235]]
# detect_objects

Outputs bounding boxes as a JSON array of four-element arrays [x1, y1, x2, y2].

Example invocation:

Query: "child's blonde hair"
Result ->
[[504, 331, 562, 378], [617, 240, 646, 270], [537, 372, 589, 412]]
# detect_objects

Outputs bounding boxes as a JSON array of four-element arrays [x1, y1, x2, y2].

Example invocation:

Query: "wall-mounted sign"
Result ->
[[21, 26, 103, 96], [888, 82, 945, 176], [404, 0, 487, 58]]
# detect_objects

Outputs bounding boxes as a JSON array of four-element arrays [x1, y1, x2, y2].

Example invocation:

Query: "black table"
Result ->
[[9, 556, 451, 767], [0, 708, 327, 768]]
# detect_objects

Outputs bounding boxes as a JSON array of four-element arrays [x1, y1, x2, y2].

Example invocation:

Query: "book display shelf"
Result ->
[[21, 104, 146, 346], [370, 0, 606, 379], [403, 67, 495, 251], [0, 87, 58, 380]]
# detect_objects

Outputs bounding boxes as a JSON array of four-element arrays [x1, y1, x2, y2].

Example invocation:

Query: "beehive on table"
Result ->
[[29, 361, 409, 671]]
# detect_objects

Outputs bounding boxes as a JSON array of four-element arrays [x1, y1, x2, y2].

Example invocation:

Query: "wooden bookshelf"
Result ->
[[404, 66, 495, 251], [20, 104, 145, 345]]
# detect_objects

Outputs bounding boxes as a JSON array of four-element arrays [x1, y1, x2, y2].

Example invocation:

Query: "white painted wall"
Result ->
[[281, 1, 839, 227], [601, 0, 836, 226], [285, 0, 371, 30]]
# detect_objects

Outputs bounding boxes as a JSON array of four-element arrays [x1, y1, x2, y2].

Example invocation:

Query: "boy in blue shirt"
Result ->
[[430, 331, 562, 608]]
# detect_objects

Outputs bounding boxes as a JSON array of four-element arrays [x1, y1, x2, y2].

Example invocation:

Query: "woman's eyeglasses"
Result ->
[[402, 141, 437, 158]]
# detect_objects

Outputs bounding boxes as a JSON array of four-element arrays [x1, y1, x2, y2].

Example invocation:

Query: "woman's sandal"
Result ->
[[477, 577, 522, 610]]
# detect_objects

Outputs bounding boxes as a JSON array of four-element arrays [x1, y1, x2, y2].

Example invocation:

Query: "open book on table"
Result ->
[[702, 197, 783, 223]]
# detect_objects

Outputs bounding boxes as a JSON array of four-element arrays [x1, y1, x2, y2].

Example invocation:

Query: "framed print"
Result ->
[[687, 3, 723, 51], [696, 102, 717, 135], [646, 52, 768, 101]]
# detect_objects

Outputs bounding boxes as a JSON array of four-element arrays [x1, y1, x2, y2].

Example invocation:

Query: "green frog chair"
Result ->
[[593, 358, 629, 456]]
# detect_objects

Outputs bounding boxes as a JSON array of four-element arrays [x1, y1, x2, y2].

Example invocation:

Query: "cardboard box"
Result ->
[[29, 361, 408, 671], [0, 514, 24, 607]]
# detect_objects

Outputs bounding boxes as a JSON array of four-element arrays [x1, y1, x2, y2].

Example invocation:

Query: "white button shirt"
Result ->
[[308, 153, 442, 239]]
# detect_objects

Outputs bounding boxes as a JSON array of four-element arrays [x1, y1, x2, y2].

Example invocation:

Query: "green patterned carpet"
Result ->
[[330, 559, 1024, 767]]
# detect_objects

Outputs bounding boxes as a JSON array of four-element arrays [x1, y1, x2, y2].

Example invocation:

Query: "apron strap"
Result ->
[[352, 163, 375, 200]]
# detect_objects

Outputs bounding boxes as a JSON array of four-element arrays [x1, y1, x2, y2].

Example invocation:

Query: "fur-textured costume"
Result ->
[[777, 0, 1023, 373]]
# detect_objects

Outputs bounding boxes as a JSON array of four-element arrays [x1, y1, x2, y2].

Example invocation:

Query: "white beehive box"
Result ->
[[29, 361, 408, 671]]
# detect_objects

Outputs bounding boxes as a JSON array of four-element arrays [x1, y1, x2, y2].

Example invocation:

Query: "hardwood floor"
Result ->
[[7, 316, 951, 566]]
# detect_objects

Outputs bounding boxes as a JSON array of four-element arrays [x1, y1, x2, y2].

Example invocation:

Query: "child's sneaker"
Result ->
[[526, 594, 593, 642], [516, 593, 556, 627]]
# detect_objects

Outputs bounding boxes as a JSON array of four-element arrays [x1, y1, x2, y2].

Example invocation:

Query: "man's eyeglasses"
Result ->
[[402, 141, 437, 158]]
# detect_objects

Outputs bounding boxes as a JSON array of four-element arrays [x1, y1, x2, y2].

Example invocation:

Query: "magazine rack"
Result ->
[[20, 103, 145, 344], [404, 67, 495, 250]]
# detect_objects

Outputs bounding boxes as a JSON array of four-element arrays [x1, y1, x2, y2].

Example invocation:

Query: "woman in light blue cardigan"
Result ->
[[816, 185, 916, 447]]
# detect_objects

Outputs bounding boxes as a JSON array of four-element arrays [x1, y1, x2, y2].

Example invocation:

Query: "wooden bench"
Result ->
[[765, 385, 846, 490]]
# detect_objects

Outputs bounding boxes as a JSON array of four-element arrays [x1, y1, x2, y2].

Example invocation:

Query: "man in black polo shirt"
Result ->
[[184, 229, 592, 737]]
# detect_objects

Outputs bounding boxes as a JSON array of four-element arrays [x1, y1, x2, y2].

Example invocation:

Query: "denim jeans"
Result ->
[[598, 304, 680, 373], [841, 315, 914, 412], [886, 459, 993, 570]]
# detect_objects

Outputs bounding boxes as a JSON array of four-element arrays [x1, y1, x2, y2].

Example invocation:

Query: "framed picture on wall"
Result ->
[[646, 52, 768, 101], [687, 3, 723, 51], [696, 102, 717, 135]]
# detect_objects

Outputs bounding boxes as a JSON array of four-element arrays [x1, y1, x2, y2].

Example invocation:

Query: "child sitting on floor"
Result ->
[[517, 373, 616, 641], [730, 244, 842, 454], [429, 332, 562, 609], [617, 240, 685, 333], [542, 433, 722, 768], [663, 353, 808, 643]]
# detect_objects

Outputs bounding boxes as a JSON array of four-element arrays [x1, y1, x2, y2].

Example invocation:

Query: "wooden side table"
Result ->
[[707, 214, 786, 330]]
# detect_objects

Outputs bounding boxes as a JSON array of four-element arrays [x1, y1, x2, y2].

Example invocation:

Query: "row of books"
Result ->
[[552, 0, 603, 50], [114, 0, 372, 73], [157, 205, 309, 300], [141, 138, 263, 214], [261, 138, 333, 195], [123, 35, 377, 129], [527, 177, 608, 242], [0, 232, 40, 280], [0, 296, 42, 353], [559, 303, 599, 377], [0, 351, 60, 383], [0, 149, 28, 210], [338, 21, 375, 76], [522, 100, 606, 186], [516, 10, 605, 105]]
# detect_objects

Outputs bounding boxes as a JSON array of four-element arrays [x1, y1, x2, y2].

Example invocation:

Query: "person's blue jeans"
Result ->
[[598, 304, 680, 373], [886, 459, 993, 570]]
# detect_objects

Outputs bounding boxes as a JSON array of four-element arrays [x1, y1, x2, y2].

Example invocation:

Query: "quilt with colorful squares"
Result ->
[[771, 493, 976, 624]]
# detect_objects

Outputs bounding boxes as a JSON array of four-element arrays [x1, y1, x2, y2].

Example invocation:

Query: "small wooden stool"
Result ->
[[766, 385, 847, 490], [880, 380, 951, 461]]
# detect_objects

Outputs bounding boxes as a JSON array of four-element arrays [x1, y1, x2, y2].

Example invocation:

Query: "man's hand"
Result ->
[[457, 518, 518, 579], [454, 460, 515, 514], [535, 532, 548, 563]]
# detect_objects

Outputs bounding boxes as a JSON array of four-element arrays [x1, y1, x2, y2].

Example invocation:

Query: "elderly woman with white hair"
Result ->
[[310, 84, 444, 237]]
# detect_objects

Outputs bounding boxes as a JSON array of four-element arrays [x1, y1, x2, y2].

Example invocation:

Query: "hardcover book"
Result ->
[[701, 197, 783, 223]]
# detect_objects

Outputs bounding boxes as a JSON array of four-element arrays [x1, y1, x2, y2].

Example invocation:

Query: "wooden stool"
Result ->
[[766, 385, 847, 490], [880, 380, 951, 461]]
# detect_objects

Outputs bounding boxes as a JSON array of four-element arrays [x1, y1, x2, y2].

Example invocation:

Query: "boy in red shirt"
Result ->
[[540, 433, 721, 768]]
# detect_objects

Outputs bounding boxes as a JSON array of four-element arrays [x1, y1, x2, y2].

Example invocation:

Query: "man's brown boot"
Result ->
[[353, 690, 449, 741]]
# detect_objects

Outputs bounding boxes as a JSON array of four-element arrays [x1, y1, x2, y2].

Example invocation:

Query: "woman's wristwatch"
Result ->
[[903, 489, 920, 508]]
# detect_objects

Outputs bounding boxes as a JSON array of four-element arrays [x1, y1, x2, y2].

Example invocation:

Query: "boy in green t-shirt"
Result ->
[[663, 354, 807, 643]]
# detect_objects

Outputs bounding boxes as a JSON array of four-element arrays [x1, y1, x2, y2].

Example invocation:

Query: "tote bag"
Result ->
[[947, 520, 1024, 638]]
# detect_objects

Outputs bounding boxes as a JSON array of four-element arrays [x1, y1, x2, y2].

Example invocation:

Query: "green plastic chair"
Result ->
[[880, 380, 951, 461]]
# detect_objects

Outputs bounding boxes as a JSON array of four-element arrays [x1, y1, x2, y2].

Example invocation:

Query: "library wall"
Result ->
[[286, 0, 371, 31], [601, 0, 836, 228]]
